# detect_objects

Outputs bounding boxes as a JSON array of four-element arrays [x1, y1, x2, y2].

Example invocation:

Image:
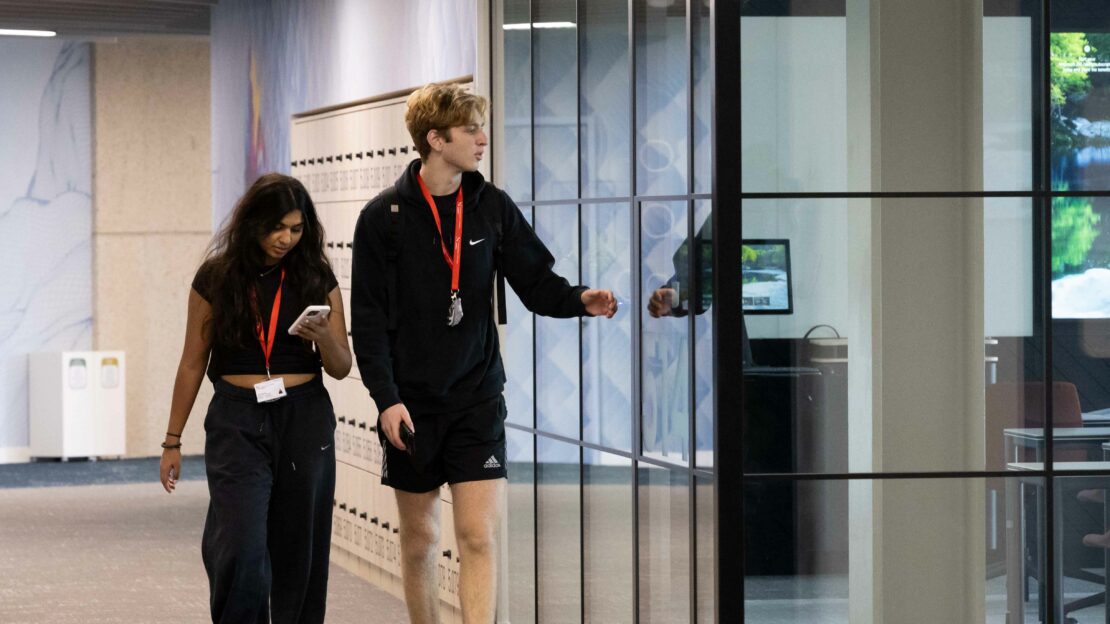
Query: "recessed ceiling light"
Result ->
[[0, 29, 56, 38], [503, 22, 577, 30]]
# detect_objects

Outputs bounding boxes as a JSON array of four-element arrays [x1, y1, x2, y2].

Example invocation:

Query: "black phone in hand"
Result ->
[[399, 422, 415, 456]]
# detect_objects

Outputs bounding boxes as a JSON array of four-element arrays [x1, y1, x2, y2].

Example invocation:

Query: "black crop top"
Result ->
[[192, 262, 339, 382]]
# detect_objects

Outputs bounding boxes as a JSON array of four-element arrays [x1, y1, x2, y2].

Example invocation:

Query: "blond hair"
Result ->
[[405, 83, 488, 160]]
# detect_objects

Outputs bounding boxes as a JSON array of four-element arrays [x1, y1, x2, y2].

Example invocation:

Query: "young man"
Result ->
[[351, 82, 617, 624]]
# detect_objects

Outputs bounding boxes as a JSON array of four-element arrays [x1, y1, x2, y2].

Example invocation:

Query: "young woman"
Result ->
[[159, 173, 351, 624]]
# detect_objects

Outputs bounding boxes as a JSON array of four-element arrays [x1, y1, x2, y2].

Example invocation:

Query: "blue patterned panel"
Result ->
[[582, 203, 633, 452], [692, 3, 712, 194], [581, 0, 631, 199], [501, 21, 534, 201], [534, 22, 579, 202], [639, 201, 690, 465], [635, 2, 688, 197], [534, 204, 581, 439]]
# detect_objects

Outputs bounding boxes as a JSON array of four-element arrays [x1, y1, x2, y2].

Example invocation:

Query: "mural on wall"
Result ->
[[0, 42, 93, 450], [246, 48, 268, 186], [212, 0, 476, 227]]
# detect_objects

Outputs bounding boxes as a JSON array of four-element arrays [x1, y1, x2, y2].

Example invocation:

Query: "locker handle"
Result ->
[[326, 242, 335, 248], [335, 154, 343, 161], [400, 146, 409, 154], [359, 512, 368, 520], [299, 160, 306, 166], [347, 420, 357, 427], [442, 550, 452, 559], [376, 149, 385, 157], [356, 152, 364, 159], [339, 503, 347, 510], [367, 151, 374, 158], [392, 528, 399, 534], [345, 242, 353, 249], [333, 499, 337, 506], [347, 331, 352, 337], [358, 422, 367, 430], [338, 416, 346, 423], [326, 156, 334, 163], [308, 158, 316, 165], [382, 522, 391, 530], [388, 148, 397, 155], [369, 425, 377, 433], [349, 507, 358, 515], [370, 516, 379, 525], [290, 160, 297, 167], [345, 153, 353, 160]]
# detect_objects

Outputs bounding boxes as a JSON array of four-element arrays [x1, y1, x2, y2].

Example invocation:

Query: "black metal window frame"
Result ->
[[490, 0, 718, 623], [722, 1, 1110, 623]]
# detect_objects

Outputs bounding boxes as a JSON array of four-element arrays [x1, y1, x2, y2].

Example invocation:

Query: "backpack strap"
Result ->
[[380, 185, 402, 331]]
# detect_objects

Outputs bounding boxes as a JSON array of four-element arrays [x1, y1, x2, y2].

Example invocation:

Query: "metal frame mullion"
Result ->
[[685, 0, 699, 622], [629, 0, 642, 621], [575, 1, 586, 622], [1041, 0, 1056, 619], [518, 193, 714, 206], [713, 0, 742, 621], [527, 2, 539, 621]]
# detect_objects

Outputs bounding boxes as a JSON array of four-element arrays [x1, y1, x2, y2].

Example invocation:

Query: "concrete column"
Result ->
[[856, 0, 988, 621], [92, 39, 212, 458]]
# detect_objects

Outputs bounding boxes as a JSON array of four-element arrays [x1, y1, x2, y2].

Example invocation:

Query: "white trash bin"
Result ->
[[29, 351, 126, 460]]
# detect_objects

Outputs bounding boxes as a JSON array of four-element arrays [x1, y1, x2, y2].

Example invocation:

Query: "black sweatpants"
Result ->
[[201, 377, 336, 624]]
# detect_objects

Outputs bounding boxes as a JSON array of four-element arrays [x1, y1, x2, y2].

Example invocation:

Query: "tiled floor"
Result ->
[[0, 476, 408, 623]]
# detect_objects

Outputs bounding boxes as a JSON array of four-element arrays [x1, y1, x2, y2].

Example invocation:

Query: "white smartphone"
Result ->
[[288, 305, 331, 335]]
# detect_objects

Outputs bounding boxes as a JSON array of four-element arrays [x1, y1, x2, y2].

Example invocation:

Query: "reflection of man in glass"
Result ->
[[647, 216, 753, 366]]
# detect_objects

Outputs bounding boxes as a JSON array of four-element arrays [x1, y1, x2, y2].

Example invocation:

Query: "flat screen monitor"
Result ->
[[742, 239, 793, 314], [1051, 31, 1110, 318]]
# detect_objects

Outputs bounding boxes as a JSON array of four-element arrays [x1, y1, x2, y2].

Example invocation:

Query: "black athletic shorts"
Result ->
[[378, 395, 507, 493]]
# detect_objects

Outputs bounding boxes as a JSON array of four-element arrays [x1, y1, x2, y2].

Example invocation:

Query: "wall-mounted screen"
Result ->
[[742, 239, 793, 314], [1052, 32, 1110, 318]]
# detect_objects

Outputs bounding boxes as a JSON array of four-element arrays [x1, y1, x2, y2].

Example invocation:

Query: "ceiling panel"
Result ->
[[0, 0, 215, 37]]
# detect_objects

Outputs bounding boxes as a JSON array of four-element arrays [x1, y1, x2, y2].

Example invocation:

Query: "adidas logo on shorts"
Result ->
[[483, 455, 501, 469]]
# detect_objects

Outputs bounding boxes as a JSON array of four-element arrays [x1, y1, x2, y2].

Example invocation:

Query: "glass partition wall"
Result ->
[[492, 0, 714, 622], [733, 1, 1110, 623]]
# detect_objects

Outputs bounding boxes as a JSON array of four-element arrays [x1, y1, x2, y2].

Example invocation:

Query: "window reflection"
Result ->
[[583, 203, 633, 451], [641, 201, 691, 464]]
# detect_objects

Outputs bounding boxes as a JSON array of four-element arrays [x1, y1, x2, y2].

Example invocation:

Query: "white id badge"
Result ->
[[254, 377, 287, 403]]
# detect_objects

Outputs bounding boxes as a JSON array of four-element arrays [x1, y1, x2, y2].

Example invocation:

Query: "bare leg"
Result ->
[[450, 478, 504, 624], [396, 489, 442, 624]]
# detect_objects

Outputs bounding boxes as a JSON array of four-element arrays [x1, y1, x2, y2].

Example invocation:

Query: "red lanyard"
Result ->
[[416, 173, 464, 292], [252, 268, 285, 378]]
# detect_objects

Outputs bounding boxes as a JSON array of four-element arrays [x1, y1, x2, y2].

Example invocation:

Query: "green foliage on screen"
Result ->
[[1052, 192, 1101, 277], [1051, 32, 1093, 107]]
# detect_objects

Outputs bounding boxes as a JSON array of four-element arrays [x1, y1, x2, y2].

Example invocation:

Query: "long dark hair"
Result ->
[[202, 173, 332, 349]]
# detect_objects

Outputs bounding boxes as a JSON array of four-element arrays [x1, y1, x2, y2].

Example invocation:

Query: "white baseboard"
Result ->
[[0, 446, 31, 464]]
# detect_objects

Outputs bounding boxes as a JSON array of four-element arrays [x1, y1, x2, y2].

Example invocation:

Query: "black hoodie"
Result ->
[[351, 159, 588, 415]]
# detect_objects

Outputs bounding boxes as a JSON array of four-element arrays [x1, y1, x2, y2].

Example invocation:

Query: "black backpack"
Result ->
[[378, 185, 507, 330]]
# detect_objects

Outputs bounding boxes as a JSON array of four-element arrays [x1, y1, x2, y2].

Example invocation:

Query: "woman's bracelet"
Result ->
[[161, 442, 182, 450], [166, 431, 181, 438]]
